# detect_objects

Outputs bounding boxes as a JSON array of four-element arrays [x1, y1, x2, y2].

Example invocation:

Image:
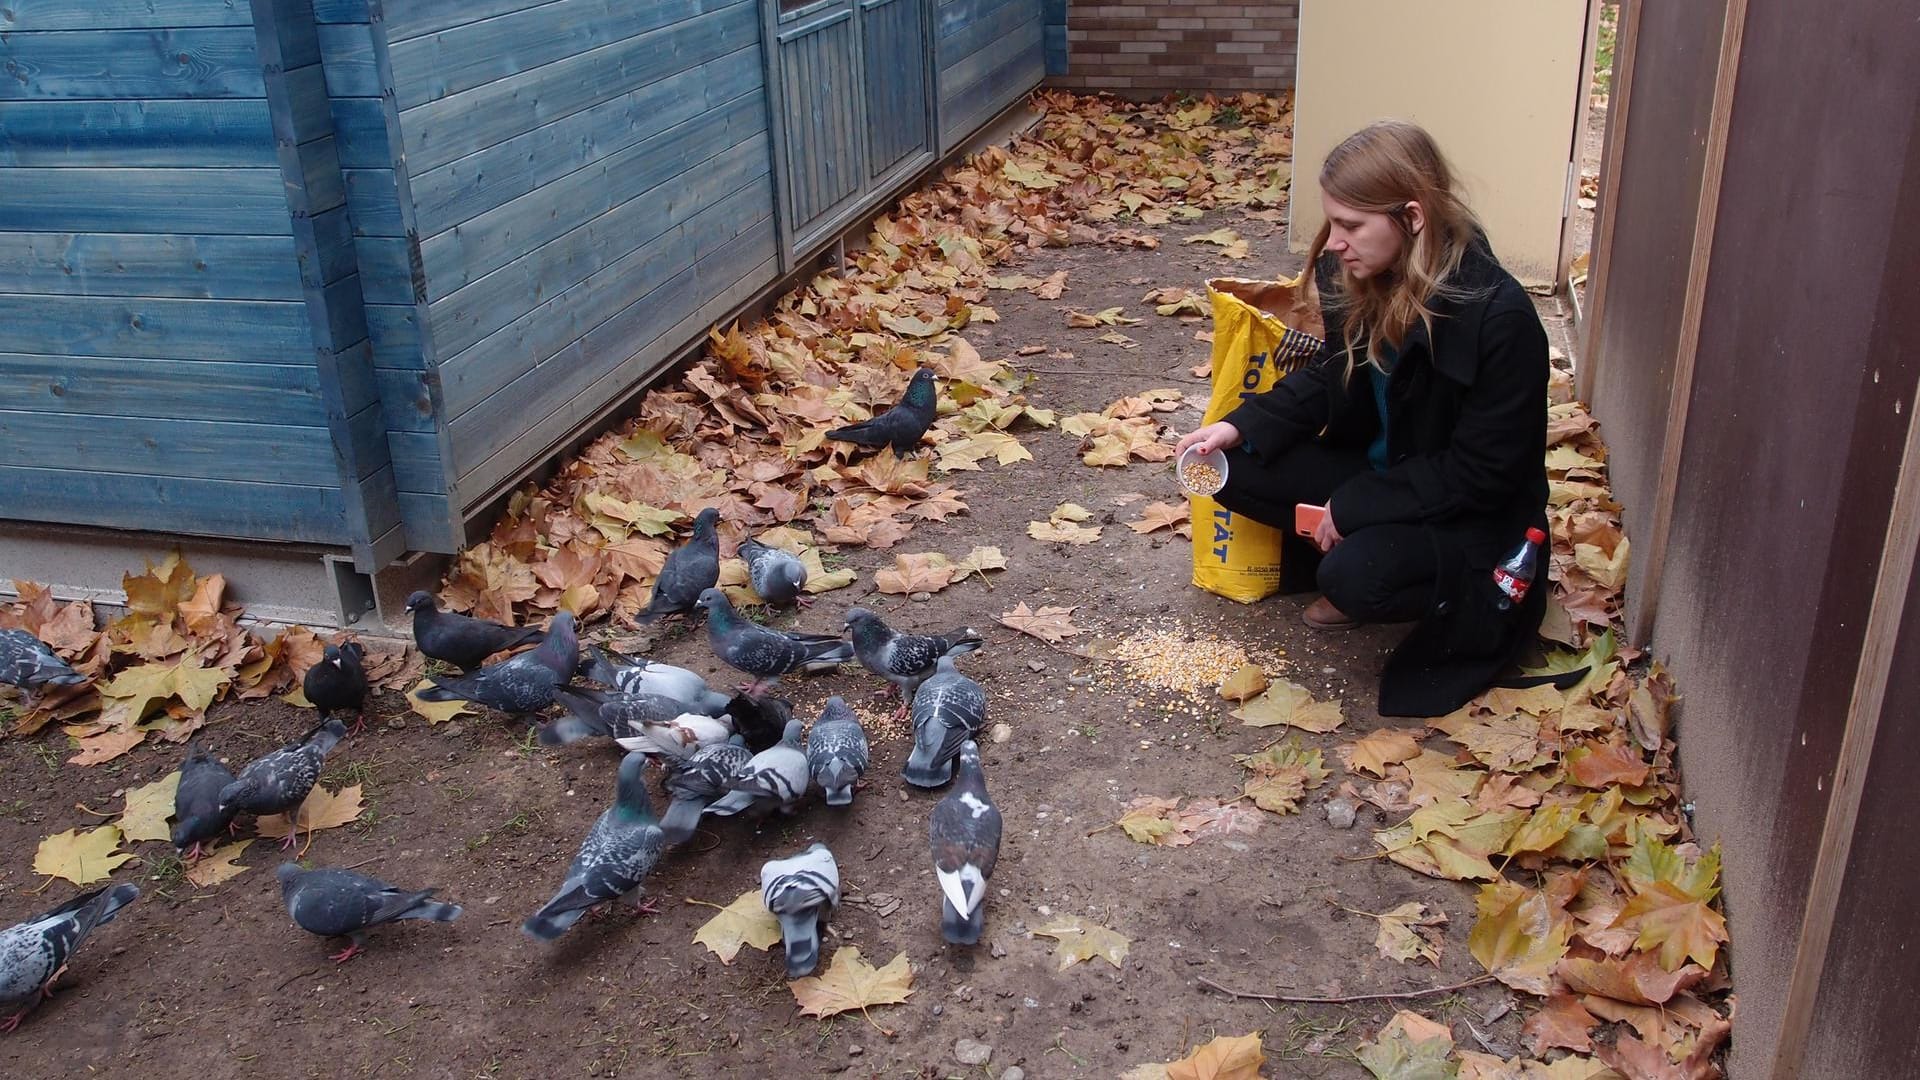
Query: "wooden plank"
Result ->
[[354, 236, 415, 304], [0, 168, 293, 235], [0, 232, 303, 299], [0, 354, 323, 425], [397, 491, 460, 552], [311, 0, 369, 23], [0, 409, 339, 486], [0, 294, 313, 362], [343, 167, 405, 236], [395, 2, 758, 174], [1577, 0, 1644, 405], [382, 0, 566, 44], [939, 6, 1039, 99], [0, 464, 349, 543], [329, 97, 391, 168], [405, 44, 761, 236], [936, 0, 1023, 41], [386, 431, 445, 493], [0, 0, 254, 32], [939, 0, 1028, 55], [862, 0, 932, 182], [315, 22, 380, 97], [942, 31, 1042, 150], [375, 368, 437, 433], [367, 302, 425, 369], [418, 91, 763, 303], [0, 99, 278, 168], [0, 27, 267, 99]]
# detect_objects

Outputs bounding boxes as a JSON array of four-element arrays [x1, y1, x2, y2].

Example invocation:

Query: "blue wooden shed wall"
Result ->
[[937, 0, 1047, 153]]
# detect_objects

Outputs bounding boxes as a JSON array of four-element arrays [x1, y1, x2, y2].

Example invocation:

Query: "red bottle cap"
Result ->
[[1525, 527, 1547, 543]]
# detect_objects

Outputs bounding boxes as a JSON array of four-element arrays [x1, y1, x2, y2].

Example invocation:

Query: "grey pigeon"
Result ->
[[637, 508, 721, 623], [704, 718, 809, 817], [903, 657, 987, 787], [739, 538, 808, 607], [418, 610, 579, 720], [826, 368, 937, 455], [844, 606, 983, 717], [523, 751, 665, 940], [760, 843, 840, 978], [277, 864, 462, 964], [659, 737, 752, 845], [724, 691, 793, 753], [0, 627, 87, 707], [302, 642, 368, 734], [695, 589, 852, 694], [0, 883, 139, 1032], [541, 685, 728, 751], [171, 738, 237, 859], [218, 717, 348, 849], [929, 741, 1000, 945], [405, 591, 545, 673], [806, 697, 870, 806], [579, 646, 731, 717]]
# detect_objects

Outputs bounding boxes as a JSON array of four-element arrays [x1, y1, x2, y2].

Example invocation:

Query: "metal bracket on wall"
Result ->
[[322, 554, 378, 628]]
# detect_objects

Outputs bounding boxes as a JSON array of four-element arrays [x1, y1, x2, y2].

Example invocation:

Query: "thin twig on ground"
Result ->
[[1197, 973, 1495, 1004]]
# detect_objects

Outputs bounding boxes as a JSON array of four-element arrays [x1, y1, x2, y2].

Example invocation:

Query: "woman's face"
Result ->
[[1322, 194, 1415, 280]]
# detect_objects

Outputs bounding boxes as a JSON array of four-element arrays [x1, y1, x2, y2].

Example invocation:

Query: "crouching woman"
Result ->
[[1177, 120, 1551, 716]]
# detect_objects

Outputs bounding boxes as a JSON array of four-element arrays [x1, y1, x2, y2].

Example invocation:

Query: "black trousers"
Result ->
[[1214, 442, 1438, 623]]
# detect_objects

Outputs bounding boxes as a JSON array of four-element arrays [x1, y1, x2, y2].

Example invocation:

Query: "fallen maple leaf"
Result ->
[[1469, 880, 1572, 995], [1034, 916, 1130, 970], [874, 552, 960, 595], [690, 890, 781, 964], [1236, 741, 1331, 814], [1216, 662, 1268, 703], [1129, 501, 1191, 534], [407, 678, 474, 725], [1117, 796, 1194, 847], [95, 658, 230, 728], [1164, 1032, 1267, 1080], [184, 839, 255, 887], [1029, 519, 1103, 544], [1067, 306, 1140, 328], [35, 825, 133, 885], [117, 770, 182, 843], [1557, 953, 1704, 1006], [1343, 729, 1424, 777], [1233, 680, 1344, 732], [998, 603, 1082, 644], [257, 784, 365, 838], [1523, 993, 1601, 1055], [1611, 881, 1729, 971], [1356, 1010, 1455, 1080], [1352, 901, 1448, 966], [789, 947, 914, 1018]]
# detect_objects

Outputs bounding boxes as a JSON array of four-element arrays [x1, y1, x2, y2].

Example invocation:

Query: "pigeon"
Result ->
[[723, 691, 793, 753], [637, 507, 721, 623], [277, 864, 462, 964], [658, 737, 752, 845], [760, 844, 840, 978], [541, 685, 730, 754], [826, 368, 938, 455], [0, 883, 139, 1033], [739, 538, 808, 607], [928, 741, 1000, 945], [695, 589, 853, 694], [579, 646, 732, 717], [903, 657, 987, 787], [404, 591, 545, 673], [844, 607, 983, 717], [0, 627, 87, 707], [302, 642, 369, 734], [171, 738, 237, 860], [523, 751, 665, 940], [417, 610, 578, 720], [218, 717, 348, 849], [704, 718, 809, 817], [806, 697, 870, 807]]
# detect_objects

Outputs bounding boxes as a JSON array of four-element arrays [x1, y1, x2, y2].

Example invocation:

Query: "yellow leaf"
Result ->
[[691, 890, 782, 965], [1217, 663, 1268, 703], [118, 770, 182, 843], [1129, 501, 1191, 535], [1235, 741, 1331, 814], [1365, 902, 1447, 966], [1028, 520, 1103, 544], [998, 603, 1081, 643], [1233, 680, 1344, 732], [184, 839, 255, 887], [1469, 880, 1571, 995], [953, 546, 1008, 576], [257, 784, 364, 838], [875, 553, 959, 595], [1611, 881, 1728, 971], [1356, 1011, 1455, 1080], [407, 678, 474, 725], [1165, 1032, 1267, 1080], [97, 658, 230, 726], [1051, 502, 1094, 522], [34, 825, 134, 885], [1117, 796, 1192, 846], [789, 947, 914, 1015], [1343, 729, 1424, 777], [1034, 916, 1131, 970]]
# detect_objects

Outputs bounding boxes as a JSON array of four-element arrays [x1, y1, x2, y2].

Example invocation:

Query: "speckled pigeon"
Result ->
[[903, 657, 987, 788], [760, 843, 840, 978], [658, 736, 752, 845], [277, 864, 462, 964], [579, 646, 732, 717], [218, 717, 347, 849], [522, 751, 665, 941], [704, 718, 809, 817], [845, 607, 982, 718], [171, 738, 237, 860], [637, 508, 721, 623], [723, 691, 793, 754], [695, 589, 852, 694], [404, 591, 545, 673], [739, 538, 808, 607], [417, 610, 578, 720], [826, 368, 938, 455], [0, 883, 139, 1032], [303, 642, 369, 734], [0, 627, 86, 706], [806, 697, 870, 806], [929, 741, 1000, 945], [542, 685, 730, 753]]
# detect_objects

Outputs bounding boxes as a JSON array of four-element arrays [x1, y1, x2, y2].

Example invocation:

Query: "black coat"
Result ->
[[1223, 241, 1551, 716]]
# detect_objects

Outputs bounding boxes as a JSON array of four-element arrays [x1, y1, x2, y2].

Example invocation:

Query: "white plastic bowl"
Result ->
[[1176, 444, 1229, 496]]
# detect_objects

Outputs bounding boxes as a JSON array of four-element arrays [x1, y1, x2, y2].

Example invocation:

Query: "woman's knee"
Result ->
[[1316, 538, 1404, 621]]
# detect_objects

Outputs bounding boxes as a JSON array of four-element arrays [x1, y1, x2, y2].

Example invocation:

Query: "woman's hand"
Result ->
[[1176, 421, 1243, 457], [1312, 510, 1343, 553]]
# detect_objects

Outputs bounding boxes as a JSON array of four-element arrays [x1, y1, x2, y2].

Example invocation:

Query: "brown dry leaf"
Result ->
[[1067, 306, 1140, 328], [117, 770, 182, 843], [1216, 662, 1268, 703], [1565, 740, 1651, 788], [1183, 227, 1250, 259], [1556, 953, 1705, 1006], [1233, 680, 1344, 732], [407, 678, 475, 725], [1356, 1010, 1456, 1080], [952, 546, 1008, 578], [1164, 1032, 1266, 1080], [184, 839, 256, 888], [1235, 741, 1331, 814], [1611, 881, 1729, 971], [1098, 330, 1141, 349], [1028, 519, 1103, 544], [1524, 993, 1601, 1055], [874, 552, 960, 595], [1117, 796, 1194, 847], [998, 603, 1081, 644], [1597, 1033, 1685, 1080], [1454, 714, 1552, 773], [256, 784, 365, 839], [1469, 879, 1571, 994], [1359, 901, 1448, 967], [789, 947, 913, 1016], [1033, 916, 1130, 970], [1128, 501, 1191, 534], [691, 890, 781, 964], [1343, 729, 1424, 777]]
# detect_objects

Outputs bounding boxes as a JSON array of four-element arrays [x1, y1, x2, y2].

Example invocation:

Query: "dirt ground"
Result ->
[[0, 209, 1580, 1079]]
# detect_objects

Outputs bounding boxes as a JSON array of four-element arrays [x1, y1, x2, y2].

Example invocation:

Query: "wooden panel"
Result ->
[[343, 167, 405, 236], [329, 97, 390, 168], [0, 28, 266, 98], [385, 431, 445, 493], [315, 22, 380, 97], [310, 0, 370, 22], [778, 8, 864, 230], [353, 237, 417, 304], [938, 0, 1027, 60], [0, 1, 254, 31], [375, 368, 437, 433], [0, 354, 323, 426], [380, 0, 567, 43], [366, 303, 425, 370], [0, 168, 294, 235], [940, 24, 1042, 150], [0, 232, 303, 299], [0, 294, 313, 362], [405, 45, 761, 237], [397, 491, 459, 552], [394, 1, 758, 175], [861, 0, 932, 181], [0, 465, 348, 543], [0, 410, 337, 486], [0, 99, 279, 167], [938, 1, 1037, 97]]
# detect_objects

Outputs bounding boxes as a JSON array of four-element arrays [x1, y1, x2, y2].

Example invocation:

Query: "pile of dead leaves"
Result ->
[[1542, 377, 1627, 646]]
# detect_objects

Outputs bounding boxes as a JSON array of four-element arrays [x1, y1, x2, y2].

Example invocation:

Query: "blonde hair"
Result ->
[[1306, 121, 1483, 377]]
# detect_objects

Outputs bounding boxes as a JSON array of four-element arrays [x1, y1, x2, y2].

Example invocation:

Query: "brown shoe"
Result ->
[[1303, 595, 1358, 631]]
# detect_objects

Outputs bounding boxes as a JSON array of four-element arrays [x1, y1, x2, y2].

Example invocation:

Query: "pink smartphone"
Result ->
[[1294, 503, 1328, 537]]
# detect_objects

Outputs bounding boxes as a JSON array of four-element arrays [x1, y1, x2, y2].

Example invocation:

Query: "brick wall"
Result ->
[[1047, 1, 1301, 97]]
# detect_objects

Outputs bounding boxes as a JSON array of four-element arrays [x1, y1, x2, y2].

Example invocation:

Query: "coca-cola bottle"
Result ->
[[1492, 526, 1548, 610]]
